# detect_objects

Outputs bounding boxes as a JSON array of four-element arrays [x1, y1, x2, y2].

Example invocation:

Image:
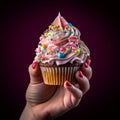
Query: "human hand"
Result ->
[[20, 57, 92, 120]]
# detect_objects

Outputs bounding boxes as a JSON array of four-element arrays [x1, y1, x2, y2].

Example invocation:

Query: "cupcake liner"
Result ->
[[40, 66, 79, 85]]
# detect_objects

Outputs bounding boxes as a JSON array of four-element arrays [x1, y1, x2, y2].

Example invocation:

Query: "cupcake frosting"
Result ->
[[34, 13, 90, 66]]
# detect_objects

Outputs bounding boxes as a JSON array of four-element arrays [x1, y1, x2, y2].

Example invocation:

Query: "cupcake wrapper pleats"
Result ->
[[40, 66, 79, 85]]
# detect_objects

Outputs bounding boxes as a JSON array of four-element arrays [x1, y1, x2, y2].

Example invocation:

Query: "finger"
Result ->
[[64, 80, 83, 99], [86, 56, 91, 65], [75, 71, 90, 94], [81, 62, 92, 80], [28, 61, 43, 84]]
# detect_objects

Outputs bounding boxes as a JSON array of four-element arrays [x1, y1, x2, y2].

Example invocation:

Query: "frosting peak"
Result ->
[[34, 13, 90, 66], [52, 12, 68, 30]]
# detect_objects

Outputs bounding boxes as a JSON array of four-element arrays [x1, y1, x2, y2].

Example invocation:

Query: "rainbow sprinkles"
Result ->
[[34, 12, 90, 66]]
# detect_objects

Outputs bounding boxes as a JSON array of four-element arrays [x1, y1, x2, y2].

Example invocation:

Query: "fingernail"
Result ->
[[66, 80, 71, 86], [79, 71, 83, 77], [32, 61, 38, 69], [84, 62, 88, 68], [87, 56, 91, 60]]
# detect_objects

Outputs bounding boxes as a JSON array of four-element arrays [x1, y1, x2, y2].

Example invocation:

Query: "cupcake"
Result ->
[[34, 13, 90, 85]]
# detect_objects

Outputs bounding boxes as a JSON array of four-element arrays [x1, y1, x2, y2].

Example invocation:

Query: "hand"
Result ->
[[20, 57, 92, 120]]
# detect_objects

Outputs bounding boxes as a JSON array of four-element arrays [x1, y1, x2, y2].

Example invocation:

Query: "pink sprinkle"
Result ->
[[68, 43, 76, 47], [69, 36, 77, 39], [35, 48, 41, 53], [65, 24, 68, 26], [48, 45, 54, 50], [60, 47, 65, 51], [38, 50, 41, 53]]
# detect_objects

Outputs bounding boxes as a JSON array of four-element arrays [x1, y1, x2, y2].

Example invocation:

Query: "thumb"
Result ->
[[28, 61, 43, 84]]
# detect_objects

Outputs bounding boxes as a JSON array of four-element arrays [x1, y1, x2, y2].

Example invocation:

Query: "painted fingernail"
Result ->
[[32, 61, 38, 69], [87, 56, 91, 60], [84, 62, 88, 68], [79, 71, 83, 77], [66, 80, 71, 86]]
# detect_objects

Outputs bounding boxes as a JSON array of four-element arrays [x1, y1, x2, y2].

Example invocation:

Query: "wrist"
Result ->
[[20, 103, 53, 120], [19, 103, 36, 120]]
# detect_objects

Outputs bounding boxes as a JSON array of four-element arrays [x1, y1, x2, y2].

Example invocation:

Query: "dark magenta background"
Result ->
[[1, 0, 119, 119]]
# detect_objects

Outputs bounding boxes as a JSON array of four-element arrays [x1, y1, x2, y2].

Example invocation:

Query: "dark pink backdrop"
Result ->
[[1, 0, 119, 119]]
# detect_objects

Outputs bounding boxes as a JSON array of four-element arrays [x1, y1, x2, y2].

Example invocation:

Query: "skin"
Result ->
[[20, 58, 92, 120]]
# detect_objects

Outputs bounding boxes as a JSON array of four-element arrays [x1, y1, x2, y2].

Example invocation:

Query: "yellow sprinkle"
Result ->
[[47, 49, 51, 53], [41, 44, 46, 48], [51, 25, 55, 29], [49, 25, 55, 30], [64, 26, 69, 29], [75, 49, 80, 54], [44, 32, 48, 36], [57, 26, 61, 30]]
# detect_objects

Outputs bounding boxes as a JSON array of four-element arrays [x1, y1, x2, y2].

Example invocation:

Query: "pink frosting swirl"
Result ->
[[34, 13, 90, 66]]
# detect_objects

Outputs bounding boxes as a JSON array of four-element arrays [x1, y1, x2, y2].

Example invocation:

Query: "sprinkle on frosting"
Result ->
[[34, 12, 90, 66]]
